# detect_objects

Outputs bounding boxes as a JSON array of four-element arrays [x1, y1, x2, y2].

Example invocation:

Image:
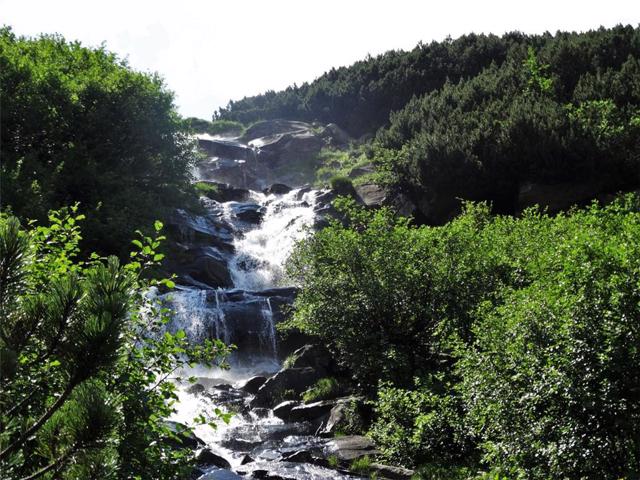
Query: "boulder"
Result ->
[[289, 400, 336, 423], [272, 400, 298, 421], [355, 183, 386, 208], [325, 435, 380, 462], [198, 469, 245, 480], [197, 181, 249, 203], [230, 203, 265, 223], [320, 123, 351, 147], [263, 183, 292, 195], [171, 245, 232, 289], [197, 137, 256, 161], [251, 367, 324, 408], [348, 163, 375, 178], [287, 344, 332, 373], [242, 120, 312, 142], [238, 376, 267, 394], [186, 383, 206, 395], [321, 396, 366, 436], [369, 463, 415, 480], [195, 448, 232, 469]]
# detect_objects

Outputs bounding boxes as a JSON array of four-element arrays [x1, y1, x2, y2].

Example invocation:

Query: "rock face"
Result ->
[[170, 245, 233, 289], [195, 448, 232, 469], [355, 183, 386, 207], [321, 396, 366, 436], [251, 366, 324, 408], [239, 376, 267, 394], [272, 400, 298, 421], [289, 400, 336, 423]]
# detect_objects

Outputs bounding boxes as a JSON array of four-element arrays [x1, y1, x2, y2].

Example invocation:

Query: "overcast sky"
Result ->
[[2, 0, 639, 119]]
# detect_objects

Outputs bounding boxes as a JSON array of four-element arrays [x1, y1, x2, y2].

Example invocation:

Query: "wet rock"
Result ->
[[325, 435, 380, 462], [251, 367, 324, 408], [369, 463, 415, 480], [240, 454, 254, 465], [197, 181, 250, 202], [171, 245, 232, 289], [289, 400, 335, 423], [239, 376, 267, 394], [281, 450, 314, 463], [263, 183, 292, 195], [231, 203, 265, 223], [195, 448, 232, 469], [187, 383, 206, 395], [197, 137, 256, 161], [272, 400, 298, 421], [198, 469, 245, 480], [167, 208, 234, 252], [252, 407, 271, 418]]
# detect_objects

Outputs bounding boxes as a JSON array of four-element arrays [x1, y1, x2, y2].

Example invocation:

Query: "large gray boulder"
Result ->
[[369, 463, 415, 479], [321, 396, 366, 436], [324, 435, 380, 463], [170, 245, 232, 289], [289, 400, 336, 423], [355, 183, 386, 208], [251, 367, 324, 408]]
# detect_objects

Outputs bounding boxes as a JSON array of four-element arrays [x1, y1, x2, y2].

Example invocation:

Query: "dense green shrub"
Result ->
[[460, 199, 640, 479], [289, 195, 640, 477], [0, 27, 198, 259], [370, 379, 475, 469], [329, 175, 355, 195]]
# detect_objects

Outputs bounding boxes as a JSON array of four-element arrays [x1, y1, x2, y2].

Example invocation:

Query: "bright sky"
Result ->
[[1, 0, 639, 120]]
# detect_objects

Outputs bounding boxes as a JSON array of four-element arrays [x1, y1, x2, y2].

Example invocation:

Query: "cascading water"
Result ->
[[158, 179, 360, 479]]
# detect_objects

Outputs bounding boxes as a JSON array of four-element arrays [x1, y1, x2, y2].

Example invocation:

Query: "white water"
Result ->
[[229, 189, 317, 291]]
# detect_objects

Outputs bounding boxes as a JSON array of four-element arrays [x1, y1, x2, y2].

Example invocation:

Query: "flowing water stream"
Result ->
[[160, 176, 361, 479]]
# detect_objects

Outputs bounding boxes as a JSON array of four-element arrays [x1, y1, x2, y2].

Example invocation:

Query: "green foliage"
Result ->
[[370, 379, 474, 469], [460, 199, 640, 479], [523, 46, 553, 94], [0, 211, 231, 479], [289, 195, 640, 478], [329, 176, 354, 195], [350, 455, 372, 474], [185, 117, 245, 136], [0, 27, 198, 259], [194, 181, 220, 196], [302, 377, 342, 403]]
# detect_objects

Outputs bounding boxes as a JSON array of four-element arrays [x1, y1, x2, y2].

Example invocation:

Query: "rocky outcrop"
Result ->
[[321, 396, 366, 436], [197, 181, 250, 203], [324, 435, 381, 462], [369, 463, 415, 479], [272, 400, 298, 421], [170, 245, 232, 289], [239, 376, 267, 394], [355, 183, 386, 207], [251, 367, 324, 408], [195, 448, 232, 469], [263, 183, 292, 195], [289, 400, 336, 423]]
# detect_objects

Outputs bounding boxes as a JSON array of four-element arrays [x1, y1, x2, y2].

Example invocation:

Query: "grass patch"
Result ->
[[350, 455, 372, 474], [185, 117, 245, 136], [283, 352, 298, 369], [194, 181, 219, 196], [302, 377, 341, 403], [314, 147, 375, 187], [327, 454, 339, 468]]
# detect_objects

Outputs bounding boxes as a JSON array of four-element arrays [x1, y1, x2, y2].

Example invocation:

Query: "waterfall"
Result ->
[[161, 186, 317, 364]]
